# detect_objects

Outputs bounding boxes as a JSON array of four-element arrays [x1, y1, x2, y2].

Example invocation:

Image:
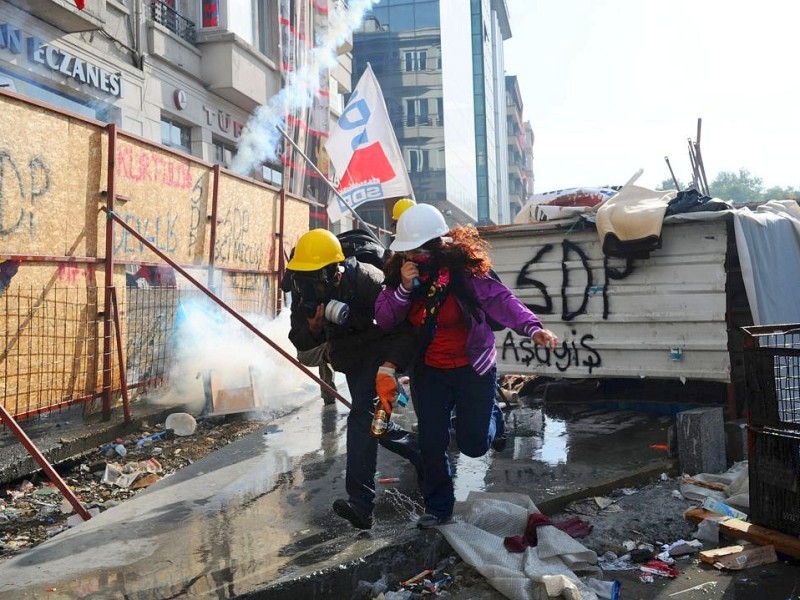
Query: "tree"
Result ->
[[763, 185, 800, 201], [656, 177, 684, 191], [709, 169, 763, 203]]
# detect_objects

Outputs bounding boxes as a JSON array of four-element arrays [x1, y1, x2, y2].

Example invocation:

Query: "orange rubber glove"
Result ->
[[375, 366, 398, 414]]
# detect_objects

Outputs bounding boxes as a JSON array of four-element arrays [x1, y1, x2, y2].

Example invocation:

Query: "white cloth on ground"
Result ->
[[436, 492, 601, 600]]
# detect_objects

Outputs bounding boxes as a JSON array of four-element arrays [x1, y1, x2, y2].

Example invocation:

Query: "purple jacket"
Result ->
[[375, 274, 543, 375]]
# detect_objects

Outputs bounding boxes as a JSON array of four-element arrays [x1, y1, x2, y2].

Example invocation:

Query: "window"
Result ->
[[408, 149, 429, 173], [213, 138, 236, 167], [403, 50, 428, 72], [261, 163, 283, 187], [160, 116, 191, 153], [405, 99, 432, 127], [202, 0, 219, 27], [418, 98, 429, 125], [436, 98, 444, 125], [406, 99, 416, 126], [256, 0, 278, 58], [229, 0, 254, 45]]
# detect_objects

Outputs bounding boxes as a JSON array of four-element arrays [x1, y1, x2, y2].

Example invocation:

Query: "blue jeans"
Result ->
[[344, 358, 423, 515], [412, 364, 503, 520]]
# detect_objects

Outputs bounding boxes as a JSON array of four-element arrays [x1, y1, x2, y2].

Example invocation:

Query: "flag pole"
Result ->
[[276, 125, 383, 244]]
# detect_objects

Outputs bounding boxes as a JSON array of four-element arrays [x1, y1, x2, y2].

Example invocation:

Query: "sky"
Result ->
[[503, 0, 800, 193]]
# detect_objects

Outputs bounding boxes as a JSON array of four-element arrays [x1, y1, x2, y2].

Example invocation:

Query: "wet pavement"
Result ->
[[0, 391, 760, 599]]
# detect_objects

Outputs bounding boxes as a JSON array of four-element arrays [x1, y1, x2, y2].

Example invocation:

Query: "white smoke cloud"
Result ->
[[151, 300, 320, 416], [230, 0, 378, 175]]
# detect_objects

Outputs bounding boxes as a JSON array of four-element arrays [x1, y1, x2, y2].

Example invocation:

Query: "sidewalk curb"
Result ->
[[0, 405, 179, 485]]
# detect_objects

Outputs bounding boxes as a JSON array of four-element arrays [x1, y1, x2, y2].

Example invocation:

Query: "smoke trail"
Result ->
[[230, 0, 378, 175]]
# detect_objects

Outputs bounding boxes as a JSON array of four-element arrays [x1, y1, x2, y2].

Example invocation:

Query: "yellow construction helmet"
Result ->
[[287, 229, 345, 272], [391, 198, 416, 221]]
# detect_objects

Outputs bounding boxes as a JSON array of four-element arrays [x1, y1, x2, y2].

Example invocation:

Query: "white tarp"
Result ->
[[733, 200, 800, 326], [436, 492, 601, 600]]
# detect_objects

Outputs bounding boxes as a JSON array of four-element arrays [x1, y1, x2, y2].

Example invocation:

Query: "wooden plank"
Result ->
[[686, 508, 800, 559], [681, 476, 727, 492]]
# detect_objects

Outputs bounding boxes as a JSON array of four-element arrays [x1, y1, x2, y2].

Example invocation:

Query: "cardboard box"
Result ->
[[700, 545, 778, 570]]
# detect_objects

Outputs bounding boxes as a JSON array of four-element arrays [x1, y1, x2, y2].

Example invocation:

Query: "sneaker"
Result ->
[[490, 432, 507, 452], [332, 499, 373, 530], [416, 513, 450, 529]]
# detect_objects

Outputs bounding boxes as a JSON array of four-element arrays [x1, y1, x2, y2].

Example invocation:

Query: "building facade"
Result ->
[[505, 74, 524, 219], [352, 0, 510, 227], [0, 0, 350, 223], [523, 119, 534, 202]]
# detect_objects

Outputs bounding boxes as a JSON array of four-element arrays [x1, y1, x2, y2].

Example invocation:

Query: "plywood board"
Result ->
[[213, 175, 276, 272], [484, 219, 732, 381], [0, 95, 103, 258], [105, 135, 213, 265]]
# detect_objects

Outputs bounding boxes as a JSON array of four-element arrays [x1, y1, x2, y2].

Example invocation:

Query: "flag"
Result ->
[[74, 0, 85, 9], [324, 64, 413, 222]]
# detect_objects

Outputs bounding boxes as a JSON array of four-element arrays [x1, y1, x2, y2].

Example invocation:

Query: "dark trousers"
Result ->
[[344, 358, 422, 514], [412, 364, 502, 519]]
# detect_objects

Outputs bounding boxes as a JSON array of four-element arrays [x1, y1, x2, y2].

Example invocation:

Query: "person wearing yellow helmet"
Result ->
[[390, 198, 416, 235], [284, 229, 422, 530]]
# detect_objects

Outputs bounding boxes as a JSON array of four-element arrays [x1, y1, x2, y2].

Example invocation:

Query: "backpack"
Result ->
[[336, 229, 388, 270]]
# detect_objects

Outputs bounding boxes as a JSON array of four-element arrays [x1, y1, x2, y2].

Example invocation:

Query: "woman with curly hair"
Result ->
[[374, 203, 559, 528]]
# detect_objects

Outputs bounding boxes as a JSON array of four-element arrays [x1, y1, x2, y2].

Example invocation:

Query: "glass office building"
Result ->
[[353, 0, 510, 226]]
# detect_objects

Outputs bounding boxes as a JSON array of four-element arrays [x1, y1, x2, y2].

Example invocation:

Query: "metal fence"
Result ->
[[1, 286, 101, 419], [1, 276, 273, 420]]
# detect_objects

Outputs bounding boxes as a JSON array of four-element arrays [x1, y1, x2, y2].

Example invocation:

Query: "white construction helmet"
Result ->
[[390, 203, 449, 252]]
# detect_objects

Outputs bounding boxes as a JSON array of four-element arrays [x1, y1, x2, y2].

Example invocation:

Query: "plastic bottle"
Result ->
[[585, 578, 621, 600]]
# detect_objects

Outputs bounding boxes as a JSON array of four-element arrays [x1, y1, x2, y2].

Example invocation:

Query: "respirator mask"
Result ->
[[291, 265, 350, 326]]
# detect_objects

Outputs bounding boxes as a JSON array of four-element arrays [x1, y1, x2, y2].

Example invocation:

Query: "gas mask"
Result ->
[[291, 265, 350, 325]]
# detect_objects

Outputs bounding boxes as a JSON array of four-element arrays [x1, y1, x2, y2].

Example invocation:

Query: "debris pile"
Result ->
[[0, 416, 262, 560]]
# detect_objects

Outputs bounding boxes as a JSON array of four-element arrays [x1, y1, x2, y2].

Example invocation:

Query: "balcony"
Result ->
[[151, 0, 196, 44], [13, 0, 105, 33], [197, 32, 280, 110], [147, 6, 201, 77]]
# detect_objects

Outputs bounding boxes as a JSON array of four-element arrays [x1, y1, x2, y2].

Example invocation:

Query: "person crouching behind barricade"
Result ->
[[284, 229, 423, 530], [375, 204, 559, 529]]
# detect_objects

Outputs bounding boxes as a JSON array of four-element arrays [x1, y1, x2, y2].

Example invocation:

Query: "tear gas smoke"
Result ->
[[230, 0, 378, 175], [151, 300, 318, 416]]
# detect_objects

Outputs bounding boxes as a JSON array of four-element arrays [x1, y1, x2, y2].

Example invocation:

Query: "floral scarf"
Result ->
[[419, 267, 450, 332]]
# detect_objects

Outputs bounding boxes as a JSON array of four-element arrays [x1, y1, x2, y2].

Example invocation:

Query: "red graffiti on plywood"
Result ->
[[116, 146, 192, 190], [57, 264, 87, 284]]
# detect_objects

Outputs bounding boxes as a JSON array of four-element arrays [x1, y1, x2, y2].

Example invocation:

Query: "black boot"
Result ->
[[332, 499, 373, 530]]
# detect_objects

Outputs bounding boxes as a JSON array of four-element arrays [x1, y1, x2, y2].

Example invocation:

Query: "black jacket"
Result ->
[[288, 257, 415, 374]]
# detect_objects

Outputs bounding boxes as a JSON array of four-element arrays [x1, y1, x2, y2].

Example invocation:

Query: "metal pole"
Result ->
[[664, 156, 681, 191], [277, 187, 286, 312], [687, 139, 700, 191], [101, 124, 117, 422], [276, 125, 384, 245], [0, 404, 93, 521], [110, 286, 131, 423], [208, 164, 220, 291], [102, 206, 351, 408]]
